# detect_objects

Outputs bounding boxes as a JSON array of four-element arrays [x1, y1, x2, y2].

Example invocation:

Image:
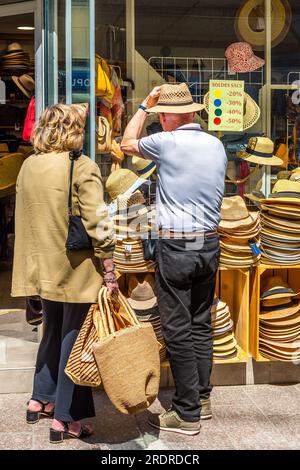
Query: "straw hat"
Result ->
[[260, 300, 300, 319], [126, 273, 157, 310], [135, 305, 160, 322], [261, 276, 300, 301], [237, 137, 283, 166], [106, 169, 146, 200], [219, 196, 258, 229], [7, 42, 23, 53], [235, 0, 292, 51], [210, 297, 227, 313], [204, 92, 260, 131], [132, 156, 156, 179], [267, 180, 300, 203], [225, 42, 265, 73], [12, 74, 34, 99], [146, 83, 204, 114]]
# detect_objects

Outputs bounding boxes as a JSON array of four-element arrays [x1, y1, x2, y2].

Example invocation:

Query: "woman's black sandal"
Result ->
[[50, 421, 93, 444], [26, 399, 55, 424]]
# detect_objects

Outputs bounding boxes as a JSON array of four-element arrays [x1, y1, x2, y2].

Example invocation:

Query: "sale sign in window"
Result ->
[[208, 80, 244, 132]]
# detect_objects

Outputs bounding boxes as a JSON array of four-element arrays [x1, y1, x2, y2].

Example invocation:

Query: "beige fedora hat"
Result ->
[[6, 42, 23, 53], [260, 311, 300, 328], [204, 92, 260, 131], [219, 196, 258, 229], [237, 137, 283, 166], [132, 155, 156, 179], [146, 83, 204, 114], [126, 273, 157, 310], [235, 0, 292, 51], [12, 74, 34, 99], [261, 276, 300, 301], [265, 180, 300, 203], [106, 169, 146, 200], [260, 300, 300, 320]]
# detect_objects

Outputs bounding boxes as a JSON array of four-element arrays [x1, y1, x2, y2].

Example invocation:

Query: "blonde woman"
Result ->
[[11, 103, 117, 443]]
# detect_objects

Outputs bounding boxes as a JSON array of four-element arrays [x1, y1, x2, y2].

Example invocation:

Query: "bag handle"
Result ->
[[68, 150, 82, 217]]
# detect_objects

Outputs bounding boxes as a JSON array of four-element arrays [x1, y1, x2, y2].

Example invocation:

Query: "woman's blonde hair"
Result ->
[[32, 103, 88, 154]]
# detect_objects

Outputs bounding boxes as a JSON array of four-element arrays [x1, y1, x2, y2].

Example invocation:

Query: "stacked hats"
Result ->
[[0, 43, 30, 74], [114, 239, 155, 272], [211, 297, 238, 360], [111, 190, 150, 239], [218, 196, 261, 268], [259, 276, 300, 361], [260, 180, 300, 265], [125, 273, 166, 362]]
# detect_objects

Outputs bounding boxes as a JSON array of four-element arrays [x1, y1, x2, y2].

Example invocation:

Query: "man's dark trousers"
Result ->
[[155, 234, 220, 422]]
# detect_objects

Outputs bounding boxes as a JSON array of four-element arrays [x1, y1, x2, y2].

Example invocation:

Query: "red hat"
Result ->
[[225, 42, 265, 73]]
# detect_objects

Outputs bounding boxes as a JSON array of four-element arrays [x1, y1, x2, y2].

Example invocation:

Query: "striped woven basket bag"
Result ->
[[64, 304, 101, 387]]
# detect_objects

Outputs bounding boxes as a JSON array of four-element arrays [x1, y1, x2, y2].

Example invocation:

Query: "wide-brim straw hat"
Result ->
[[12, 74, 34, 98], [213, 319, 234, 337], [264, 180, 300, 204], [235, 0, 292, 51], [106, 169, 147, 200], [261, 276, 300, 301], [132, 155, 156, 179], [126, 273, 157, 310], [260, 300, 300, 319], [219, 195, 259, 230], [204, 92, 260, 131], [210, 297, 227, 312], [237, 136, 283, 166], [146, 83, 204, 114]]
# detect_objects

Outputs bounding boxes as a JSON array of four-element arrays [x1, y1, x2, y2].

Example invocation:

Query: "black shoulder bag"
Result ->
[[65, 150, 93, 251]]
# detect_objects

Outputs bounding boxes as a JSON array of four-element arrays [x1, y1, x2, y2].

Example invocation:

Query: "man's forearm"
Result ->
[[121, 106, 147, 153]]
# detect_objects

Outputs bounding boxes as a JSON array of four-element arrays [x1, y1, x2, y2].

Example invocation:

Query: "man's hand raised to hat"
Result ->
[[142, 86, 161, 109]]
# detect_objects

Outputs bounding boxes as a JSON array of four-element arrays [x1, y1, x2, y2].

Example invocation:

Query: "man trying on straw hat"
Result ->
[[121, 83, 227, 436]]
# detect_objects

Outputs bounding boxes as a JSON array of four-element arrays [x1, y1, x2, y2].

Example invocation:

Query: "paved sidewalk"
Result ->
[[1, 384, 300, 450]]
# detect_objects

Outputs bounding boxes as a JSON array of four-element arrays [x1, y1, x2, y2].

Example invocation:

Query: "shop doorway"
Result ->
[[0, 1, 39, 390]]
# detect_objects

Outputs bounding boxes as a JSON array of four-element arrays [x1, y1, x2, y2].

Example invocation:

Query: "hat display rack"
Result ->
[[148, 54, 264, 199]]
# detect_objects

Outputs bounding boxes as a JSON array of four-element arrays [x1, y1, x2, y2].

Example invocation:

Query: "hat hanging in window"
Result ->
[[235, 0, 292, 51]]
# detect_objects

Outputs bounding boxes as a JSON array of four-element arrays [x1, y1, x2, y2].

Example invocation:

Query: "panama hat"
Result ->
[[106, 169, 147, 200], [12, 74, 34, 99], [261, 276, 300, 301], [266, 180, 300, 203], [260, 300, 300, 319], [135, 306, 160, 322], [146, 83, 204, 114], [219, 196, 258, 229], [235, 0, 292, 51], [225, 42, 265, 73], [126, 273, 157, 310], [132, 156, 156, 179], [237, 137, 283, 166], [210, 297, 227, 313], [204, 92, 260, 131]]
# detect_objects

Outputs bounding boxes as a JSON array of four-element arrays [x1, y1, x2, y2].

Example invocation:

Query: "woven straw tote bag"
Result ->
[[93, 287, 160, 414]]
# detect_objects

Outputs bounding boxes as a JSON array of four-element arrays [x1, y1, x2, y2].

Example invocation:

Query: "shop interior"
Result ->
[[0, 10, 38, 377], [1, 0, 300, 387]]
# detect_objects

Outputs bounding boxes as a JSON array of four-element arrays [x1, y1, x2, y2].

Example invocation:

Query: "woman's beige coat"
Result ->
[[11, 151, 115, 303]]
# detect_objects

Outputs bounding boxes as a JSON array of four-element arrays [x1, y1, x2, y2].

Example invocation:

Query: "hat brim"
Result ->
[[260, 300, 300, 319], [126, 295, 157, 310], [237, 150, 283, 166], [146, 102, 205, 114], [12, 75, 33, 98], [228, 55, 265, 74], [204, 92, 260, 130]]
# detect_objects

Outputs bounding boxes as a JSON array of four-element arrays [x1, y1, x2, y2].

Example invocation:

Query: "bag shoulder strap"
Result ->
[[68, 150, 82, 217]]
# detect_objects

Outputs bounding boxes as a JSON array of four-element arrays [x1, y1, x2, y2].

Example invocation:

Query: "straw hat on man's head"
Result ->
[[237, 137, 283, 166], [146, 83, 204, 114]]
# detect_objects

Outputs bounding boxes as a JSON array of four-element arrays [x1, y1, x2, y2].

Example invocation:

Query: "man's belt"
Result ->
[[158, 230, 218, 238]]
